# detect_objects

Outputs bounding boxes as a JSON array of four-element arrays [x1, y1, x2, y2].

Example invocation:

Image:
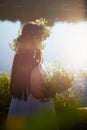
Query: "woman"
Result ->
[[7, 18, 58, 130]]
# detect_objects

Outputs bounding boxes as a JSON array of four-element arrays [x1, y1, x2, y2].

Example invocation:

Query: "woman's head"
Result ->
[[20, 18, 50, 43], [20, 22, 46, 42], [11, 18, 50, 52]]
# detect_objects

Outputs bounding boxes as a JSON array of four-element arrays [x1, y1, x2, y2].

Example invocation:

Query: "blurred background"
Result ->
[[1, 1, 87, 130]]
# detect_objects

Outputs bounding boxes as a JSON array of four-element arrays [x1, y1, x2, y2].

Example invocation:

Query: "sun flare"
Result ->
[[65, 22, 87, 69], [45, 22, 87, 72]]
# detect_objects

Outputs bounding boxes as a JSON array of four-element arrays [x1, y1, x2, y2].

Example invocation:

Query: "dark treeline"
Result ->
[[0, 0, 86, 25]]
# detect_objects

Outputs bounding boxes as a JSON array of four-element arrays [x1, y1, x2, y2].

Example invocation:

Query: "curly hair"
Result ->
[[10, 18, 51, 52]]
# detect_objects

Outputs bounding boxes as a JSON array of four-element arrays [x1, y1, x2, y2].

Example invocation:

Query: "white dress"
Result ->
[[7, 97, 58, 130], [7, 95, 55, 118], [7, 66, 58, 130]]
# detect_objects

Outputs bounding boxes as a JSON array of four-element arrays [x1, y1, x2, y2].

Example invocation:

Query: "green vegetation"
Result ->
[[0, 67, 87, 130], [0, 73, 11, 130]]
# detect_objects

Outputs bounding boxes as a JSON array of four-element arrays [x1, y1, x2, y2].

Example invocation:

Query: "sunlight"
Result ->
[[0, 20, 87, 74], [65, 22, 87, 70], [44, 21, 87, 72]]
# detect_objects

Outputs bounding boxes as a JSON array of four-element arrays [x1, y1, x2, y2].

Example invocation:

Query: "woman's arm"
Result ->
[[33, 49, 43, 65]]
